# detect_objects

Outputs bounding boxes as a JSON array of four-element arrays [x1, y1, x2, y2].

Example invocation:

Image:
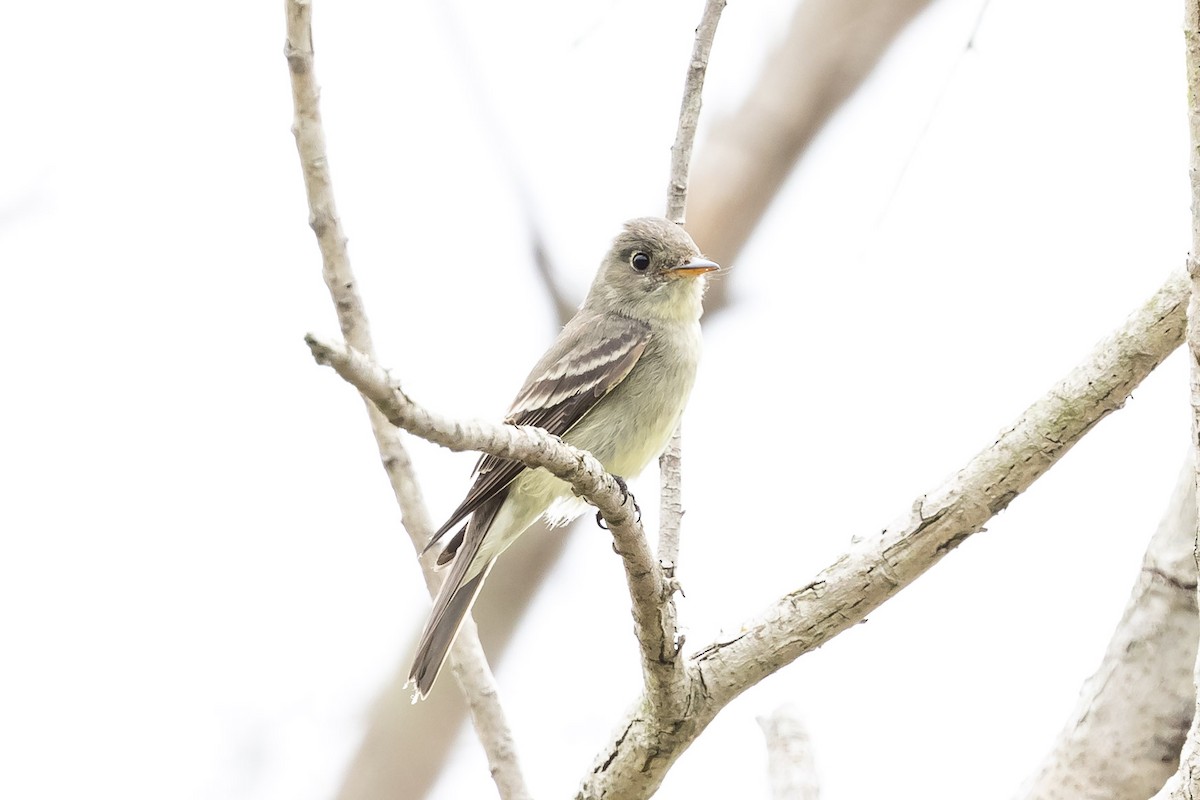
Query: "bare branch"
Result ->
[[693, 270, 1186, 703], [284, 2, 371, 353], [655, 0, 727, 648], [578, 0, 732, 720], [657, 426, 684, 578], [579, 270, 1188, 800], [666, 0, 727, 224], [303, 334, 684, 709], [758, 705, 821, 800], [1018, 458, 1198, 799], [283, 4, 531, 798]]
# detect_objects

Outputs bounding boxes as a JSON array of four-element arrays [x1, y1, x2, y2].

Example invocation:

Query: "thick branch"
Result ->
[[1018, 458, 1198, 799], [283, 3, 530, 797], [696, 270, 1186, 703], [579, 270, 1188, 800], [1160, 3, 1200, 797]]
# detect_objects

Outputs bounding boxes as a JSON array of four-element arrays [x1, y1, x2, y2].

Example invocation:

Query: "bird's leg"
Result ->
[[594, 475, 641, 529]]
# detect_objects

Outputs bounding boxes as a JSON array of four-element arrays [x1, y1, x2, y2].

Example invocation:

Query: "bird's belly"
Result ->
[[563, 334, 698, 480]]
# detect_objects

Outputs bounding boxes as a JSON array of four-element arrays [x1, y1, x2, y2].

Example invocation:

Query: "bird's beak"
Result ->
[[665, 257, 720, 278]]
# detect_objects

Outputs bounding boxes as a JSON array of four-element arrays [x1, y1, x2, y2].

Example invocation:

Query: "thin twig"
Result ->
[[657, 426, 684, 578], [282, 4, 531, 799], [665, 0, 727, 224], [656, 0, 726, 633], [648, 0, 727, 720], [303, 334, 682, 706], [579, 270, 1188, 800]]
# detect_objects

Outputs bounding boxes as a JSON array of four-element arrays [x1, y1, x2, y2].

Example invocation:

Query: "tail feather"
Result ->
[[408, 496, 504, 700], [434, 525, 466, 568], [408, 565, 491, 699]]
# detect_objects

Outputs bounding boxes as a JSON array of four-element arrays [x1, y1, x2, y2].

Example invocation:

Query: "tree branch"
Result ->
[[656, 0, 726, 634], [694, 270, 1186, 702], [657, 426, 685, 578], [666, 0, 726, 225], [283, 3, 531, 798], [1018, 458, 1198, 799], [1160, 3, 1200, 796], [578, 269, 1188, 800]]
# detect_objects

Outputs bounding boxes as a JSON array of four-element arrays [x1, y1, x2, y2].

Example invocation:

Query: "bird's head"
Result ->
[[584, 217, 719, 323]]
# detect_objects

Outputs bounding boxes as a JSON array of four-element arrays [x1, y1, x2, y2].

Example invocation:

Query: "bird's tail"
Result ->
[[409, 494, 508, 699], [408, 561, 492, 700]]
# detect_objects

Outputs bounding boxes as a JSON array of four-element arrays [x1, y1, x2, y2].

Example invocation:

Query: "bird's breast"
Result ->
[[563, 321, 701, 480]]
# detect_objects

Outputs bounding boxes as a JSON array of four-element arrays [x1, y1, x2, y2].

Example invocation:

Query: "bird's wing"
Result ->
[[424, 313, 651, 551]]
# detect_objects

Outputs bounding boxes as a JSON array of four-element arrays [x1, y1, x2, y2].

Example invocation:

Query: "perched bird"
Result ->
[[408, 217, 718, 699]]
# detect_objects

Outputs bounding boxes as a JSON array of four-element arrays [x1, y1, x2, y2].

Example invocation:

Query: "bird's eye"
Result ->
[[630, 252, 651, 272]]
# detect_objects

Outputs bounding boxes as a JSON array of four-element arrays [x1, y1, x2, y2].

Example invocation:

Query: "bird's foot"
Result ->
[[615, 476, 643, 522], [595, 475, 640, 529]]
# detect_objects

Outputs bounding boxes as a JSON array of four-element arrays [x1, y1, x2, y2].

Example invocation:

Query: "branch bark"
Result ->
[[666, 0, 726, 225], [1018, 458, 1198, 799], [577, 270, 1187, 800], [1160, 3, 1200, 796], [283, 3, 530, 798], [657, 426, 684, 578]]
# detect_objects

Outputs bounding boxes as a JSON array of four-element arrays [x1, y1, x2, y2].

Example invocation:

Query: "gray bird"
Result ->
[[408, 217, 717, 699]]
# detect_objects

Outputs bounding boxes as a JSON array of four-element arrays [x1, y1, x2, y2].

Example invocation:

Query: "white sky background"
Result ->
[[0, 0, 1191, 798]]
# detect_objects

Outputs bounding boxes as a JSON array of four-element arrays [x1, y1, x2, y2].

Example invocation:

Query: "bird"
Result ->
[[408, 216, 718, 699]]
